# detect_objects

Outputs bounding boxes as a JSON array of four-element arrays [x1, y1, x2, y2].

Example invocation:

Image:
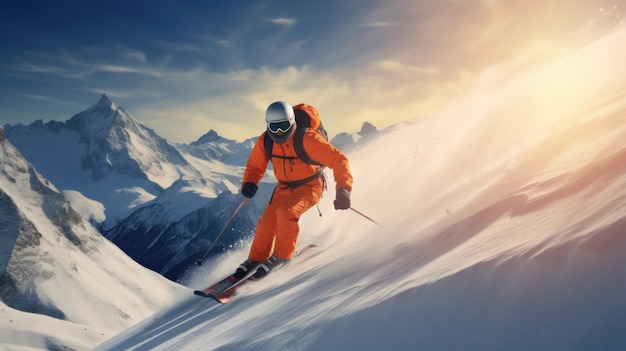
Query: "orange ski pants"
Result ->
[[248, 178, 323, 262]]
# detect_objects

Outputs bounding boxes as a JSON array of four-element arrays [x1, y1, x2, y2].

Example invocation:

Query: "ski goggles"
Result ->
[[267, 120, 292, 133]]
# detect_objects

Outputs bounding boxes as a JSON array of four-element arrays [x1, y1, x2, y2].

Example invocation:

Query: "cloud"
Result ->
[[361, 21, 398, 27], [11, 49, 167, 80], [267, 17, 297, 27], [154, 40, 207, 53], [94, 64, 165, 77], [113, 45, 148, 62], [376, 60, 439, 76], [85, 87, 162, 100], [24, 95, 76, 105], [131, 59, 456, 143]]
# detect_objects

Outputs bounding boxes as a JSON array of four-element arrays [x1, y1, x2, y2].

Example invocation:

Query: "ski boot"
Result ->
[[233, 259, 262, 280], [253, 255, 290, 279]]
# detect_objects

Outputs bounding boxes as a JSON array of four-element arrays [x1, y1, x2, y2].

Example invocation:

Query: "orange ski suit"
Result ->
[[243, 120, 352, 262]]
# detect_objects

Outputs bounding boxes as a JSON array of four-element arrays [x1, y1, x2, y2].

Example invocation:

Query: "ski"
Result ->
[[194, 244, 317, 304], [193, 275, 248, 301], [193, 263, 260, 301], [201, 275, 256, 304]]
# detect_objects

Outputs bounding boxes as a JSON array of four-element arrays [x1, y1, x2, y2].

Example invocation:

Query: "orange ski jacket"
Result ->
[[243, 129, 352, 192]]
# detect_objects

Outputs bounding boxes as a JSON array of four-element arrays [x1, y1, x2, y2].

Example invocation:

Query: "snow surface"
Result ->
[[92, 25, 626, 350], [2, 23, 626, 351]]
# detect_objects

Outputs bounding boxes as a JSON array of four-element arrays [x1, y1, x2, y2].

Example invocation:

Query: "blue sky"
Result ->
[[0, 0, 621, 142]]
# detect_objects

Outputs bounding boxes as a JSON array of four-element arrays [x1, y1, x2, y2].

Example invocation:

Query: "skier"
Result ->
[[234, 101, 353, 279]]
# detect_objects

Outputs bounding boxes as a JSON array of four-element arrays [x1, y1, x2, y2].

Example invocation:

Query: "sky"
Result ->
[[2, 16, 626, 351], [0, 0, 623, 143]]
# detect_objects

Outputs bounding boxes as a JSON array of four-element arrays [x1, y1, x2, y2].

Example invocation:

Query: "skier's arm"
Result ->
[[242, 133, 270, 185], [303, 132, 353, 192]]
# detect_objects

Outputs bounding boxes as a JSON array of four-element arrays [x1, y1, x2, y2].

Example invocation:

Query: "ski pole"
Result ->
[[349, 207, 383, 227], [196, 197, 249, 265]]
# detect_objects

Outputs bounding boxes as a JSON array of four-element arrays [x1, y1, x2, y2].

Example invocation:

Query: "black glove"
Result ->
[[241, 182, 258, 198], [334, 188, 351, 210]]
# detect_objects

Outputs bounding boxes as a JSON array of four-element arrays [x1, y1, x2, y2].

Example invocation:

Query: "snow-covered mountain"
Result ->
[[65, 94, 193, 185], [3, 94, 202, 230], [0, 126, 186, 350], [330, 120, 383, 152], [177, 129, 255, 167], [103, 129, 272, 281], [92, 24, 626, 350], [105, 188, 268, 280]]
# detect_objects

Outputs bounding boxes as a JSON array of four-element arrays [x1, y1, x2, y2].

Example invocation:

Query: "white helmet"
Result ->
[[265, 101, 296, 144]]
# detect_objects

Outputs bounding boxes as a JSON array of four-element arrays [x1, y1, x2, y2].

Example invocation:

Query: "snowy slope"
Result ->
[[95, 25, 626, 350], [0, 127, 187, 351]]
